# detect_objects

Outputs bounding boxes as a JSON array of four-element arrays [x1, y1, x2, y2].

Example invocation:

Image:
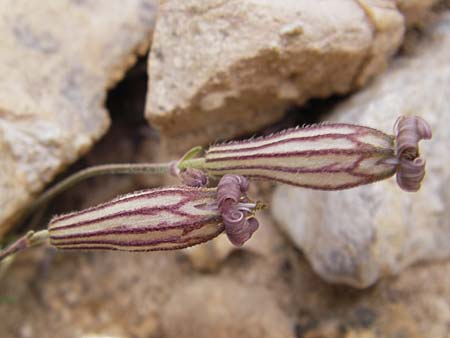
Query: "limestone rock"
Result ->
[[161, 277, 294, 338], [0, 0, 158, 236], [272, 12, 450, 288], [146, 0, 407, 153]]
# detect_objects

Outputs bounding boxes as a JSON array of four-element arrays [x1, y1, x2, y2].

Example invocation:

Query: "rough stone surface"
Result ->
[[0, 0, 158, 237], [272, 12, 450, 288], [161, 277, 295, 338], [146, 0, 407, 153]]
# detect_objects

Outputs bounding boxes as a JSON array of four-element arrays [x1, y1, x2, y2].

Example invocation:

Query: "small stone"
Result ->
[[272, 12, 450, 288]]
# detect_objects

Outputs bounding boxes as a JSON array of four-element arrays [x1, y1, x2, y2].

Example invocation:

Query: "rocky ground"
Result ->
[[1, 1, 450, 338]]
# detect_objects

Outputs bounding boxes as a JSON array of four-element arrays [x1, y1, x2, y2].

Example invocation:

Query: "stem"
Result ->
[[0, 230, 49, 262], [26, 162, 172, 218]]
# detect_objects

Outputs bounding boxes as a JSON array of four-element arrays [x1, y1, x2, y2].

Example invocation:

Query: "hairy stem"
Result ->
[[0, 230, 49, 262], [26, 163, 172, 219]]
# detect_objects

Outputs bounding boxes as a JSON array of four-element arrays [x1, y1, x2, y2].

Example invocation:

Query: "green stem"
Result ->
[[26, 162, 172, 218], [0, 230, 49, 262]]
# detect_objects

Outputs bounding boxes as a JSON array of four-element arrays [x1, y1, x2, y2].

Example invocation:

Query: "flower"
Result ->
[[394, 116, 432, 191], [48, 176, 259, 251], [181, 116, 432, 191], [217, 174, 259, 246]]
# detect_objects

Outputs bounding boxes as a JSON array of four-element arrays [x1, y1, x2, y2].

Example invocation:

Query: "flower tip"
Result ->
[[217, 174, 250, 207], [217, 175, 259, 246], [394, 115, 431, 192], [225, 217, 259, 246], [396, 157, 426, 192], [417, 117, 432, 140], [395, 115, 432, 143]]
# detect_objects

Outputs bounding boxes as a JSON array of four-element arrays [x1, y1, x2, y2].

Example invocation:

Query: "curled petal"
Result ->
[[216, 175, 259, 246], [396, 157, 426, 192], [217, 174, 249, 209], [395, 116, 432, 159], [394, 116, 432, 192], [223, 209, 259, 246], [223, 209, 245, 226]]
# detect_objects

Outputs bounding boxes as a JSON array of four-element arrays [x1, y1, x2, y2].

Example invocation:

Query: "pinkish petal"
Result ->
[[217, 174, 249, 208], [394, 116, 432, 192], [223, 210, 259, 246], [396, 158, 426, 192]]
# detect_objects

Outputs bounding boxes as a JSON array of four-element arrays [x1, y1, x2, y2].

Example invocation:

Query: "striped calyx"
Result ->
[[203, 122, 399, 190], [48, 176, 259, 252]]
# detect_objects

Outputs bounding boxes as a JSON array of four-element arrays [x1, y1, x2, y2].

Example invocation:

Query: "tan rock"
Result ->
[[146, 0, 407, 153], [161, 277, 294, 338], [272, 12, 450, 288], [0, 0, 158, 236]]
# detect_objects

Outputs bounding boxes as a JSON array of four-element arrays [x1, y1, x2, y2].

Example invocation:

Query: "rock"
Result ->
[[161, 277, 295, 338], [272, 12, 450, 288], [146, 0, 408, 154], [0, 0, 158, 236]]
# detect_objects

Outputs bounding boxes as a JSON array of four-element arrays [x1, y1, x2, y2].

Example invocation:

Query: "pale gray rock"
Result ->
[[0, 0, 157, 236], [272, 12, 450, 288], [146, 0, 406, 153]]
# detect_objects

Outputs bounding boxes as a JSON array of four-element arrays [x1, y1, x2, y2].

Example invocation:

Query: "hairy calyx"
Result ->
[[177, 115, 432, 192], [48, 175, 259, 251]]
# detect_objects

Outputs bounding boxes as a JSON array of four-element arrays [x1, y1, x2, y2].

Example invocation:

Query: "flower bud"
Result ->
[[203, 116, 431, 191], [204, 122, 397, 190], [48, 176, 259, 251]]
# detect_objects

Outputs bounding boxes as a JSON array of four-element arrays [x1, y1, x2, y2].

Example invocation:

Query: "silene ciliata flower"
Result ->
[[48, 175, 259, 251], [48, 116, 431, 253], [199, 115, 431, 192]]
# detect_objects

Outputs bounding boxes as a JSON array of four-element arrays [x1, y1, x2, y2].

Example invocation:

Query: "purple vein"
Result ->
[[207, 133, 367, 154], [52, 189, 213, 222], [50, 217, 222, 240]]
